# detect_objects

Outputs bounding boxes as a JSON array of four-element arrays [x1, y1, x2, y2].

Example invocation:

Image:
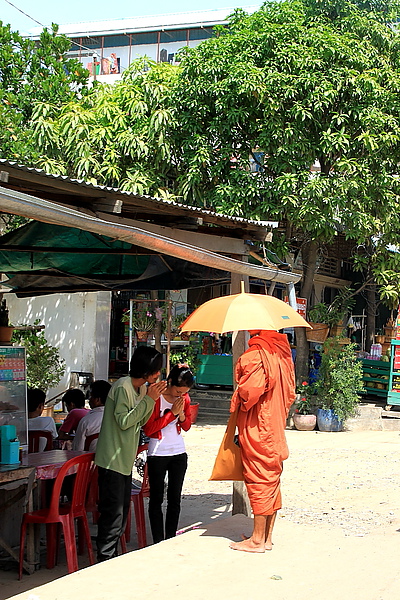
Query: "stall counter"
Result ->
[[196, 354, 233, 386]]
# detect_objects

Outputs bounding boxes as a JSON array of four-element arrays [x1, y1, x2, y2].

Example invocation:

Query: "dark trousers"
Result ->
[[147, 453, 188, 544], [96, 467, 132, 562]]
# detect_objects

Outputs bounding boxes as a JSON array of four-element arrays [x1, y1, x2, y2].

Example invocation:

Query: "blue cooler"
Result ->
[[0, 424, 20, 465]]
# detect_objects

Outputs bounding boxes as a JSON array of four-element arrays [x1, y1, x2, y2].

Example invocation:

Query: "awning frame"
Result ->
[[0, 185, 301, 285]]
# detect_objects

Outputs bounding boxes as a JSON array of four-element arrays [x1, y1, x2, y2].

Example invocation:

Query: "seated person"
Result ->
[[58, 388, 89, 441], [73, 380, 111, 451], [27, 388, 58, 451]]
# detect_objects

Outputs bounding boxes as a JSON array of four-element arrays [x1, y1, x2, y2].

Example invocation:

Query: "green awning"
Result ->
[[0, 221, 150, 276], [0, 221, 230, 296]]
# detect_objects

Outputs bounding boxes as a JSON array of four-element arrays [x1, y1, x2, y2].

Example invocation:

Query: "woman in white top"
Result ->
[[142, 365, 194, 544]]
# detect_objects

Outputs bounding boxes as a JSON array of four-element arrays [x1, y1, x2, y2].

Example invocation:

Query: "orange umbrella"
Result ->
[[180, 286, 311, 334]]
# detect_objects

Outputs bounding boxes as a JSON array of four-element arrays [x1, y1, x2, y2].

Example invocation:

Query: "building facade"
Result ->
[[30, 7, 258, 83]]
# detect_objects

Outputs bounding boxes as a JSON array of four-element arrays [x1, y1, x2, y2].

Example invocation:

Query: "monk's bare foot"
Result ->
[[241, 533, 273, 551], [230, 538, 265, 553]]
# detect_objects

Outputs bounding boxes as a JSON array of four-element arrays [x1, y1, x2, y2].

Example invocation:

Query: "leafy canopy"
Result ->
[[9, 1, 400, 303], [0, 21, 88, 162], [32, 58, 178, 196]]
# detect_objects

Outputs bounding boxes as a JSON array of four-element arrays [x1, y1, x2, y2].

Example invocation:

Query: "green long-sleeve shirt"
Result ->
[[95, 376, 155, 476]]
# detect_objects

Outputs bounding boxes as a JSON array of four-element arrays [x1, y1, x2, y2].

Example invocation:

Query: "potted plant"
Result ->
[[307, 288, 356, 342], [171, 313, 188, 339], [327, 287, 356, 336], [375, 328, 385, 344], [314, 337, 363, 431], [293, 380, 317, 431], [12, 321, 65, 392], [384, 317, 396, 341], [0, 298, 14, 343], [170, 337, 201, 373], [307, 302, 330, 343], [122, 304, 156, 341]]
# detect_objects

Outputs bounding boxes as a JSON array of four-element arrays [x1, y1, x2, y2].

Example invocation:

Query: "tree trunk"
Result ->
[[366, 284, 376, 353], [295, 240, 319, 384]]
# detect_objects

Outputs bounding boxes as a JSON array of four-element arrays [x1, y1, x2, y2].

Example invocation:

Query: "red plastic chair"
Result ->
[[122, 444, 150, 551], [85, 463, 99, 525], [84, 433, 99, 451], [82, 434, 100, 530], [19, 452, 95, 578], [28, 430, 53, 452]]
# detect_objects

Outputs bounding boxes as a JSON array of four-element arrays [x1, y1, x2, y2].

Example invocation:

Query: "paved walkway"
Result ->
[[3, 427, 400, 600], [7, 512, 400, 600]]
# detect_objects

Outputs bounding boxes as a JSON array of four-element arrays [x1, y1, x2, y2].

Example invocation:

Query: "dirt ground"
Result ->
[[2, 425, 400, 600]]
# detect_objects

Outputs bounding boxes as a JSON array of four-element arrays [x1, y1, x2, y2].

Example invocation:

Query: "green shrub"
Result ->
[[12, 321, 65, 392], [315, 337, 363, 421]]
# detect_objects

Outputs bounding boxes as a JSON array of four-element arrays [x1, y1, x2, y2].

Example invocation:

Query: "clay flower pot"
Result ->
[[0, 326, 14, 343], [293, 413, 317, 431], [136, 331, 149, 342]]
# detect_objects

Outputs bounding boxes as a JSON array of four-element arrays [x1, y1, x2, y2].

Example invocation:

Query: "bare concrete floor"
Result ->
[[2, 426, 400, 600]]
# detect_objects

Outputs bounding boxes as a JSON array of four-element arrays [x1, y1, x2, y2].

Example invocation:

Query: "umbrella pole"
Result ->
[[230, 274, 252, 517]]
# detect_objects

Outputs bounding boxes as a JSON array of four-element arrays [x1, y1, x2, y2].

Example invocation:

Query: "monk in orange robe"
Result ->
[[230, 329, 295, 553]]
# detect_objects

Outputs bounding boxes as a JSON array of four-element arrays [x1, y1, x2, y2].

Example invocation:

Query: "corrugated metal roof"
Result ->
[[0, 159, 277, 230], [0, 184, 300, 285], [27, 6, 259, 38]]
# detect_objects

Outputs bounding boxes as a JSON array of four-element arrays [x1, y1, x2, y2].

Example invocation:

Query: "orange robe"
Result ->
[[230, 331, 295, 515]]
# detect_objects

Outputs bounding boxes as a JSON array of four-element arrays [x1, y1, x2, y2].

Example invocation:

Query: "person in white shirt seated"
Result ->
[[27, 388, 58, 451], [73, 380, 111, 451]]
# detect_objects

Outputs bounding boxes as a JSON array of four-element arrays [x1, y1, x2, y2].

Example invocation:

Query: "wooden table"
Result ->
[[22, 449, 88, 479], [0, 463, 36, 573]]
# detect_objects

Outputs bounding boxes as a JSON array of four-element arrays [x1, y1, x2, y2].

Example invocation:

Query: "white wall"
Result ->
[[7, 291, 111, 400], [80, 37, 207, 82]]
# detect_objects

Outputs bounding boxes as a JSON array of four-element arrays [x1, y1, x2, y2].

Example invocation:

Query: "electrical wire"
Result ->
[[3, 0, 100, 56], [4, 0, 44, 27]]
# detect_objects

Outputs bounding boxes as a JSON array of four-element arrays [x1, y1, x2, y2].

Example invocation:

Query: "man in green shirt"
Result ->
[[95, 346, 166, 561]]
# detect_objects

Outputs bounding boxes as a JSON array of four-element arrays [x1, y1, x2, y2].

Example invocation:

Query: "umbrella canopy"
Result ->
[[180, 288, 311, 334]]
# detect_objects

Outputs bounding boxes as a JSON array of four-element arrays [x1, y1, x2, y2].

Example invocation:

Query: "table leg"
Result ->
[[25, 478, 41, 571]]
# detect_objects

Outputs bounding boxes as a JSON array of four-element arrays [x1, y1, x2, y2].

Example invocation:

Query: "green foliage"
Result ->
[[25, 2, 400, 273], [0, 214, 30, 234], [308, 302, 332, 324], [12, 322, 65, 392], [121, 304, 157, 332], [31, 58, 178, 194], [4, 4, 400, 309], [0, 21, 89, 162], [172, 0, 400, 229], [171, 313, 188, 334], [295, 380, 317, 414], [315, 337, 363, 420], [170, 338, 201, 373], [309, 287, 356, 325]]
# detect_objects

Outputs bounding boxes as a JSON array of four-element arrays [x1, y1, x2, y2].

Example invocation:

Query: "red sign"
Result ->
[[393, 346, 400, 370], [284, 296, 307, 319], [397, 304, 400, 340]]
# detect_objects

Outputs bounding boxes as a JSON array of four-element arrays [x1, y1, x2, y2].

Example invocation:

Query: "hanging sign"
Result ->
[[284, 296, 307, 319]]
